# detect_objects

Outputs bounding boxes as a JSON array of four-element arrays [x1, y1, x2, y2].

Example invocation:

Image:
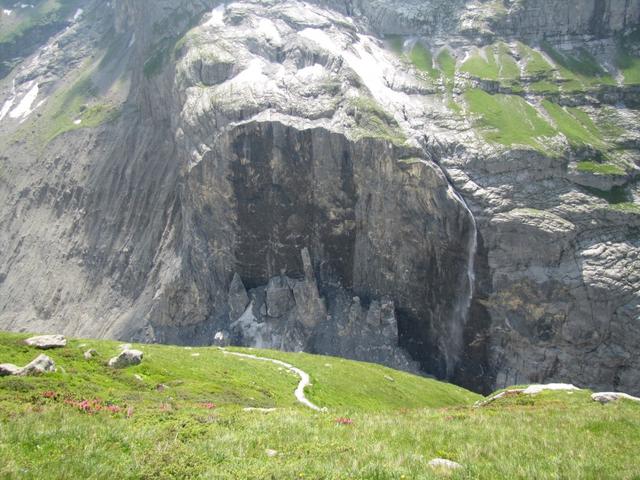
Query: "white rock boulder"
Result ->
[[20, 354, 56, 375], [24, 335, 67, 349], [0, 363, 21, 376], [592, 392, 640, 404], [522, 384, 581, 395], [0, 355, 56, 376], [428, 458, 463, 470], [108, 349, 143, 368]]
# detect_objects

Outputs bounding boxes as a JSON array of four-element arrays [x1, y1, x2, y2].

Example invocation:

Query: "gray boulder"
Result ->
[[24, 335, 67, 349], [20, 354, 56, 375], [108, 349, 144, 368], [0, 355, 56, 376], [592, 392, 640, 404]]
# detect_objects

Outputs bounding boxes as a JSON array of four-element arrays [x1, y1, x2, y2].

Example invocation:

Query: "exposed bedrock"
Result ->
[[147, 120, 476, 377]]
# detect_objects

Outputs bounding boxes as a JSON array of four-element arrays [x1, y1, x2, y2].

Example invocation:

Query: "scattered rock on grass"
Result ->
[[1, 355, 56, 376], [84, 349, 97, 359], [265, 449, 278, 457], [24, 335, 67, 349], [428, 458, 463, 470], [108, 349, 143, 368], [476, 383, 582, 407], [592, 392, 640, 404], [0, 363, 21, 376], [20, 354, 56, 375], [243, 407, 277, 413], [522, 384, 580, 395]]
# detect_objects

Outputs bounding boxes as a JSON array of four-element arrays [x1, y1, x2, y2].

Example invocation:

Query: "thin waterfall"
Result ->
[[444, 184, 477, 378]]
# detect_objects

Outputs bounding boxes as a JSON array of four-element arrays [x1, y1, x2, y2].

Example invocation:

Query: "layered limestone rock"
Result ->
[[0, 0, 638, 395]]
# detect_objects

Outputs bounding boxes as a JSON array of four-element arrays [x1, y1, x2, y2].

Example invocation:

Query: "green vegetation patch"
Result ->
[[409, 42, 439, 80], [610, 202, 640, 213], [517, 42, 554, 77], [541, 41, 615, 91], [541, 101, 606, 149], [237, 348, 478, 410], [348, 96, 407, 145], [464, 89, 555, 149], [576, 161, 627, 176], [615, 50, 640, 85], [44, 69, 119, 142], [460, 43, 519, 84], [0, 0, 80, 43], [385, 34, 405, 56], [461, 47, 499, 80], [436, 49, 456, 83], [530, 80, 559, 94]]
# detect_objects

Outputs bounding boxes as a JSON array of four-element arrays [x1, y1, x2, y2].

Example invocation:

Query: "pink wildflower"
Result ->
[[335, 417, 353, 425]]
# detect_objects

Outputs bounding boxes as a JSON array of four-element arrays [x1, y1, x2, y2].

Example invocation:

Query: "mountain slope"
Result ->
[[0, 0, 638, 397]]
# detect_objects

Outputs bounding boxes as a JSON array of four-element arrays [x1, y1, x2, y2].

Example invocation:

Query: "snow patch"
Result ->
[[73, 8, 83, 20], [9, 82, 39, 121], [205, 4, 225, 27], [73, 119, 82, 125], [2, 9, 12, 15], [0, 80, 17, 122]]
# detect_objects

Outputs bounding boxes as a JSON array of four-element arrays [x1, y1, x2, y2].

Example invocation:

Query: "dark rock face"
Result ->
[[495, 0, 640, 39], [148, 119, 474, 374]]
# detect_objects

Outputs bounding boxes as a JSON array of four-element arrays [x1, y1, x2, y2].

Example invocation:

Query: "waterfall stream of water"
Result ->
[[445, 185, 478, 377]]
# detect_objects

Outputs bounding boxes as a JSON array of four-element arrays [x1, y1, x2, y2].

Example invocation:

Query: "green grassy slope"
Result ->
[[390, 38, 639, 168], [1, 332, 639, 479]]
